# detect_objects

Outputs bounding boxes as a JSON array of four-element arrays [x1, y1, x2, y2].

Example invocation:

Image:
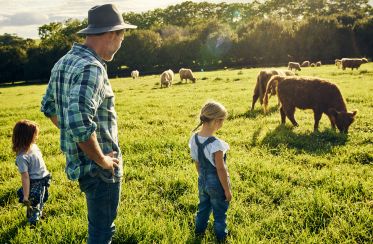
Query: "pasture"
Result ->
[[0, 64, 372, 243]]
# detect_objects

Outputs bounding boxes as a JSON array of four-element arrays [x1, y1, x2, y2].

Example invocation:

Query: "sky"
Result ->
[[1, 0, 372, 39]]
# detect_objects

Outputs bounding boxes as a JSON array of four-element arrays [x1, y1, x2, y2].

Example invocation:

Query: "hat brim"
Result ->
[[77, 23, 137, 34]]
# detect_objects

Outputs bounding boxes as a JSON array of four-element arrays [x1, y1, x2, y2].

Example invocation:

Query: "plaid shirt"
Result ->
[[41, 43, 122, 181]]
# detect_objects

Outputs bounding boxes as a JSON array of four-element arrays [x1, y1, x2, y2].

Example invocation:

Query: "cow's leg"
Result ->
[[277, 95, 280, 107], [285, 106, 298, 126], [258, 83, 265, 105], [313, 110, 322, 131], [280, 106, 286, 124], [327, 114, 336, 130], [252, 93, 259, 111]]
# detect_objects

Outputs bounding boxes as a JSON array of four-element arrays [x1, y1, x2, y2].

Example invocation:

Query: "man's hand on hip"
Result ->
[[98, 154, 119, 175]]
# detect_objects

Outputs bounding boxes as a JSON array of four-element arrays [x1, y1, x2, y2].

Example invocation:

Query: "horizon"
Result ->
[[1, 0, 372, 39]]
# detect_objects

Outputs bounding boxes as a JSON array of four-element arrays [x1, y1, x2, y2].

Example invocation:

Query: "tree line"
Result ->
[[0, 0, 372, 84]]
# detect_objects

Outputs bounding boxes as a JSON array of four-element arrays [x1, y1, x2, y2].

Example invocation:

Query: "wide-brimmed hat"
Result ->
[[78, 4, 137, 35]]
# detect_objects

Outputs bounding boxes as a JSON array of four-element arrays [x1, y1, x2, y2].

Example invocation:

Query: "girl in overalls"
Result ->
[[12, 120, 51, 226], [188, 101, 232, 241]]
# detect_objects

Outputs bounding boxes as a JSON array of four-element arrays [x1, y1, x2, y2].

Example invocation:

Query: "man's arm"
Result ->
[[41, 78, 57, 120], [49, 115, 59, 129], [78, 132, 119, 174], [66, 65, 118, 171]]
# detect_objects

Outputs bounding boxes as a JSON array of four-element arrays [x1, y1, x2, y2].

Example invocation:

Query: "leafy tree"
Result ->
[[236, 18, 294, 66], [354, 17, 373, 58], [112, 30, 162, 72], [29, 19, 85, 80], [294, 17, 342, 61], [0, 46, 26, 83], [0, 34, 34, 83]]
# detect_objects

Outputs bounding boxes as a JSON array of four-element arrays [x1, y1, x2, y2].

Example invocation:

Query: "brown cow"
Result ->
[[179, 68, 196, 83], [288, 62, 301, 71], [251, 69, 294, 110], [263, 75, 357, 132], [341, 58, 368, 70]]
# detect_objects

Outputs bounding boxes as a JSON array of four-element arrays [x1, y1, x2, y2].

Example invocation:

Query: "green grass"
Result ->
[[0, 64, 372, 243]]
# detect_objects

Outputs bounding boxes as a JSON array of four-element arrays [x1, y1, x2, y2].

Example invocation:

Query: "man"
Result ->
[[41, 4, 136, 243]]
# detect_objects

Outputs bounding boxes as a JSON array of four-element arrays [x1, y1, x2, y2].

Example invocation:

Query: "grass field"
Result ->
[[0, 64, 372, 243]]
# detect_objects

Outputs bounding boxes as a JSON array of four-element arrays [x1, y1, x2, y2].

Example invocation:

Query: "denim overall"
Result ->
[[17, 174, 51, 225], [194, 134, 229, 240]]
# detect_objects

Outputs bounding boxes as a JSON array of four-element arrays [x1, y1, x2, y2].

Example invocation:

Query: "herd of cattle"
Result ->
[[131, 68, 196, 88], [129, 57, 369, 133], [287, 58, 368, 71], [251, 58, 368, 133]]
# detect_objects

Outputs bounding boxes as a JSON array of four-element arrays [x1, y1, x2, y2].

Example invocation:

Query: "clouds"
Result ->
[[0, 12, 49, 26]]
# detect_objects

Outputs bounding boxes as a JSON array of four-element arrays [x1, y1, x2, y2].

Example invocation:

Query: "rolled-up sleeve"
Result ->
[[41, 79, 57, 117], [67, 65, 104, 143]]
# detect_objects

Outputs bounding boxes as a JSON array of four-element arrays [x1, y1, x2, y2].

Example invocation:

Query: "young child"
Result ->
[[12, 120, 51, 226], [188, 101, 232, 241]]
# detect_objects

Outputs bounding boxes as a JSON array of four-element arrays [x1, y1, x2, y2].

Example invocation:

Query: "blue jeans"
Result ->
[[79, 173, 121, 244], [195, 173, 229, 240]]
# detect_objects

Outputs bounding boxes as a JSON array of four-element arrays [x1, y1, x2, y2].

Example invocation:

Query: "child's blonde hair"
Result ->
[[193, 100, 228, 132], [12, 120, 39, 154]]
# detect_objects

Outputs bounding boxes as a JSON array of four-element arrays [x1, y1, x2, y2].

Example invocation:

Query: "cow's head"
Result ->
[[362, 58, 368, 63], [329, 108, 357, 133]]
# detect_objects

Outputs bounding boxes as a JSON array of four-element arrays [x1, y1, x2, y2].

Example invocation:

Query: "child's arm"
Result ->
[[215, 151, 232, 202], [21, 172, 30, 202]]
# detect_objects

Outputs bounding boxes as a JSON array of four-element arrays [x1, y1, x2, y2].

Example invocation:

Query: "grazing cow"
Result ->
[[131, 70, 139, 79], [341, 58, 368, 70], [263, 75, 357, 133], [179, 68, 196, 83], [301, 61, 310, 67], [251, 69, 294, 110], [335, 59, 341, 69], [310, 63, 316, 67], [316, 61, 322, 67], [160, 69, 174, 88], [288, 62, 301, 71]]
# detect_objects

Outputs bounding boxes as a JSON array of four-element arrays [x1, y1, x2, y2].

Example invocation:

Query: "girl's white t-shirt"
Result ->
[[16, 144, 50, 179], [188, 133, 230, 167]]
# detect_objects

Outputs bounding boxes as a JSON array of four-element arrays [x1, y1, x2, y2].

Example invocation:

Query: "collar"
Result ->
[[72, 42, 106, 67]]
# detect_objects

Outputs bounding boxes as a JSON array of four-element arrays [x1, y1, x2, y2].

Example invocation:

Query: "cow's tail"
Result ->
[[263, 75, 282, 112]]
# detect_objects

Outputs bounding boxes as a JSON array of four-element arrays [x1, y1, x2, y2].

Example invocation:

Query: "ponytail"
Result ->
[[192, 101, 227, 132], [192, 121, 203, 132]]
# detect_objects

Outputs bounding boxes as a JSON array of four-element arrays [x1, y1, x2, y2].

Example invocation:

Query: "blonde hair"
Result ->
[[193, 100, 228, 132], [12, 120, 39, 154]]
